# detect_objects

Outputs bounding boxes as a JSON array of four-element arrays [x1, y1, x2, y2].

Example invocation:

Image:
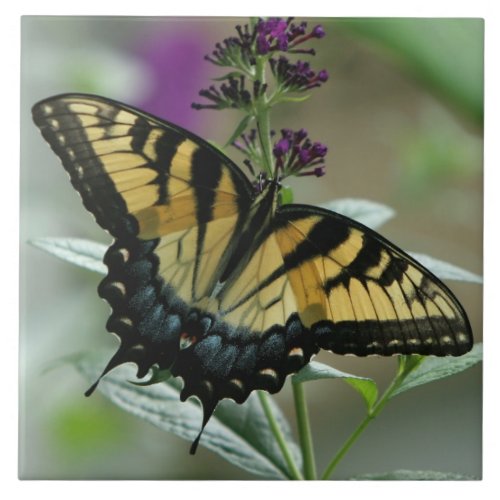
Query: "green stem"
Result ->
[[320, 411, 374, 480], [321, 363, 410, 480], [292, 381, 317, 479], [257, 391, 304, 480], [254, 56, 274, 178]]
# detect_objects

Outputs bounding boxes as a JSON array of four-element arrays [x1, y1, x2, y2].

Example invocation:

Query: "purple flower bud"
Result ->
[[273, 138, 290, 157], [295, 128, 308, 142], [256, 33, 270, 54], [256, 18, 266, 33], [297, 165, 326, 177], [276, 33, 289, 51], [270, 19, 288, 37], [311, 142, 328, 157], [281, 128, 293, 139], [298, 148, 312, 164], [317, 70, 329, 82], [312, 25, 326, 38], [289, 21, 307, 39], [295, 60, 309, 75]]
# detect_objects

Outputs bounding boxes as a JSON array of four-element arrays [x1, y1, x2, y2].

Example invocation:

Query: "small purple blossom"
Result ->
[[298, 148, 312, 164], [317, 70, 329, 82], [276, 33, 289, 51], [311, 142, 328, 157], [273, 138, 290, 157], [256, 34, 271, 55], [298, 165, 326, 177], [312, 25, 326, 38], [259, 18, 288, 37], [296, 128, 308, 141]]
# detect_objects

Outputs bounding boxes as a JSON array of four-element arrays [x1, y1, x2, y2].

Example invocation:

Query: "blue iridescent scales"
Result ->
[[32, 94, 473, 454]]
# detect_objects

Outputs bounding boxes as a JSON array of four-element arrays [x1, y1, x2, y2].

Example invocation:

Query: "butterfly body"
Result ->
[[32, 94, 473, 453]]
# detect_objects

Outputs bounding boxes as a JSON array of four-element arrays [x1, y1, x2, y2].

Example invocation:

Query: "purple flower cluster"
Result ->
[[194, 17, 329, 182], [270, 56, 329, 92], [192, 75, 267, 111], [232, 128, 277, 177], [255, 18, 325, 55], [194, 17, 328, 110], [273, 128, 328, 177], [203, 17, 326, 69], [204, 24, 256, 70], [231, 127, 328, 180], [232, 128, 258, 154]]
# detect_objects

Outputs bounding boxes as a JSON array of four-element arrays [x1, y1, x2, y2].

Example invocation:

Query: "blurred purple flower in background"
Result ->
[[133, 25, 212, 132]]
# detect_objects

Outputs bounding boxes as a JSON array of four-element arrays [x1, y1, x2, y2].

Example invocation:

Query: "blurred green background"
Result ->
[[20, 17, 483, 479]]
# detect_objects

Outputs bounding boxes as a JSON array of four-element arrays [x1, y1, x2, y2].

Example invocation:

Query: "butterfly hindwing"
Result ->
[[202, 204, 472, 403], [272, 205, 473, 356]]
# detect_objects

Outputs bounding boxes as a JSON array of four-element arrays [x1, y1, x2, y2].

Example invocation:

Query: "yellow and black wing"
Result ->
[[32, 94, 259, 437], [32, 93, 258, 303], [194, 203, 473, 408], [33, 94, 473, 454], [270, 204, 472, 356]]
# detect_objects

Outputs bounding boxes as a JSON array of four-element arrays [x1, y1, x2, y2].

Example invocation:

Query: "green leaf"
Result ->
[[279, 185, 294, 205], [293, 361, 378, 411], [351, 469, 477, 480], [321, 198, 395, 230], [73, 353, 301, 479], [344, 378, 379, 411], [398, 354, 425, 378], [29, 237, 107, 274], [391, 343, 482, 398], [409, 252, 482, 283], [224, 114, 253, 147]]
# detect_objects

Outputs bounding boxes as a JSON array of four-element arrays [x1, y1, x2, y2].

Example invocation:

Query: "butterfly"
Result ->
[[32, 94, 473, 454]]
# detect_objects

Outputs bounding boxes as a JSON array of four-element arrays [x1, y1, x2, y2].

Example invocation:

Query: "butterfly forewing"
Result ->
[[32, 94, 254, 301]]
